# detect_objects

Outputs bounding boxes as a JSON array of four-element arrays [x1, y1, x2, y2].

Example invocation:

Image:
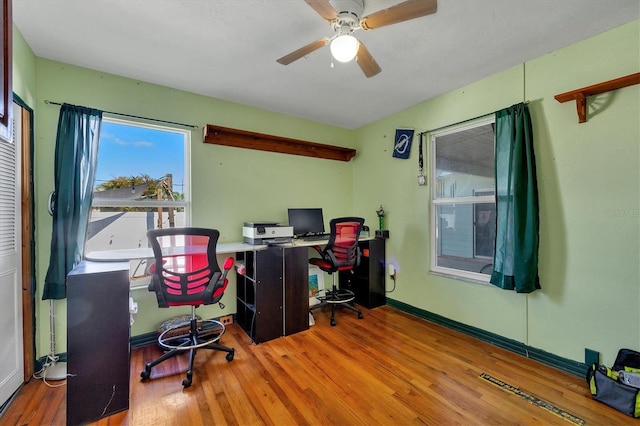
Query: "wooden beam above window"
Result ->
[[203, 124, 356, 162]]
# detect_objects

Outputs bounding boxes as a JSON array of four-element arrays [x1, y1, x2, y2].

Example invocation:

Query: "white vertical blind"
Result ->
[[0, 132, 16, 255]]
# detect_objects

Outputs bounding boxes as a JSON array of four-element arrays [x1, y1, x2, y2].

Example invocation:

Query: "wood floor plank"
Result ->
[[1, 305, 634, 425]]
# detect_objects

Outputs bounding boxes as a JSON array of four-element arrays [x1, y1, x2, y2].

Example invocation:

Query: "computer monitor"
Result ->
[[288, 208, 325, 236]]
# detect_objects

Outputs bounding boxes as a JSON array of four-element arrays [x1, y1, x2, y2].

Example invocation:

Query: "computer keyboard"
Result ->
[[300, 234, 329, 241]]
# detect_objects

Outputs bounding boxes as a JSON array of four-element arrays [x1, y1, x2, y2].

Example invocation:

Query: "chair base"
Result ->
[[311, 284, 364, 326], [140, 313, 234, 388]]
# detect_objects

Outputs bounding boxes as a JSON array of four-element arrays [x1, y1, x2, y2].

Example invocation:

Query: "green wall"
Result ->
[[353, 20, 640, 366], [12, 25, 36, 107], [12, 19, 639, 366], [12, 32, 355, 356]]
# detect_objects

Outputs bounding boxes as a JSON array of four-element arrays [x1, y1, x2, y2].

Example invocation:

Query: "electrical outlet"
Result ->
[[387, 263, 396, 277], [220, 315, 233, 325]]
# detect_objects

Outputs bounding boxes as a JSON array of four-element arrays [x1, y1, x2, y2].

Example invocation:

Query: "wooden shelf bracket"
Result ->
[[203, 124, 356, 162], [554, 72, 640, 123]]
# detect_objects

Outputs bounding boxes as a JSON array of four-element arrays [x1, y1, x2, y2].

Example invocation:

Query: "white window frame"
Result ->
[[429, 116, 495, 283]]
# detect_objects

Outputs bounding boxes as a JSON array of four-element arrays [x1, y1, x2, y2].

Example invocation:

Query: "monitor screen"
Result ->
[[288, 208, 325, 236]]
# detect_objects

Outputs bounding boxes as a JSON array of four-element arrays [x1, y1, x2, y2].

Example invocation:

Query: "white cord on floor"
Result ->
[[32, 353, 68, 387]]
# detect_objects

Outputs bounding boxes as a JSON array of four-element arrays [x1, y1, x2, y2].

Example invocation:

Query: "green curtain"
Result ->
[[43, 104, 103, 300], [490, 103, 540, 293]]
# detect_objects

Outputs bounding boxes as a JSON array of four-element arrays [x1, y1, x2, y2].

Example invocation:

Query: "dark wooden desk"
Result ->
[[235, 237, 385, 343]]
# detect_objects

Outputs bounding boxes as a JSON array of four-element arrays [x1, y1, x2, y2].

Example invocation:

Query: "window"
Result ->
[[86, 118, 190, 257], [430, 117, 495, 281]]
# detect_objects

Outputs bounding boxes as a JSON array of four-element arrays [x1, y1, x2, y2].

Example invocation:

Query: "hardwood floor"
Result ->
[[1, 306, 631, 425]]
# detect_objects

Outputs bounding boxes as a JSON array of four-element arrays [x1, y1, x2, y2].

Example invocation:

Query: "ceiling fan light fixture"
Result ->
[[330, 34, 359, 62]]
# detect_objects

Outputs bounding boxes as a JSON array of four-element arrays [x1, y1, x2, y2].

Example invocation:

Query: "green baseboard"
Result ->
[[35, 313, 237, 373], [131, 332, 159, 348], [386, 298, 588, 378]]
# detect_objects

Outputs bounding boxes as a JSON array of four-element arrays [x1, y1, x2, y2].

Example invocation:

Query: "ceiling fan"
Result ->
[[276, 0, 437, 78]]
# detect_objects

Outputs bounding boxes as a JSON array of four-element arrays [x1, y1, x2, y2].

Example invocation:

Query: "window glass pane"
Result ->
[[87, 119, 188, 254], [435, 203, 495, 275], [86, 210, 187, 252], [431, 119, 496, 280], [474, 201, 496, 258], [435, 123, 494, 199], [94, 120, 185, 204]]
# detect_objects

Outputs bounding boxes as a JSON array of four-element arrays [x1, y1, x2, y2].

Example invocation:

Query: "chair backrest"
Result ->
[[322, 217, 365, 272], [147, 227, 230, 308]]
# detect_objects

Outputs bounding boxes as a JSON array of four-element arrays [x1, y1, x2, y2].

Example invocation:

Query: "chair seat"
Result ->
[[309, 258, 332, 271], [310, 259, 357, 273]]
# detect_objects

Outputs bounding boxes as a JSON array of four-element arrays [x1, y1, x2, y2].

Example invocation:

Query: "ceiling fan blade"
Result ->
[[277, 38, 329, 65], [304, 0, 338, 22], [360, 0, 437, 30], [356, 42, 381, 78]]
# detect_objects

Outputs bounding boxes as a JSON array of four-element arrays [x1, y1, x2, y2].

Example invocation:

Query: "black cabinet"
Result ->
[[236, 246, 309, 343], [67, 261, 130, 426], [340, 238, 386, 309], [236, 247, 283, 343]]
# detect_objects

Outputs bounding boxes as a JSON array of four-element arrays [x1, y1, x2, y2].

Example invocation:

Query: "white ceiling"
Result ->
[[13, 0, 640, 129]]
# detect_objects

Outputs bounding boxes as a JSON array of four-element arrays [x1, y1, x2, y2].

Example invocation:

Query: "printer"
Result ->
[[242, 222, 293, 244]]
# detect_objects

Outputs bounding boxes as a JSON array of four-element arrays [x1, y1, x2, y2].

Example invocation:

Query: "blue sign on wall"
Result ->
[[393, 129, 414, 159]]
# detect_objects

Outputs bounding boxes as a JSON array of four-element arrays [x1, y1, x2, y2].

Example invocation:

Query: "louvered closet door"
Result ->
[[0, 103, 22, 406]]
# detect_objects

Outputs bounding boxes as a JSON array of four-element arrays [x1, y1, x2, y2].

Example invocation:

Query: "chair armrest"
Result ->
[[220, 256, 234, 282], [204, 256, 235, 303], [310, 245, 324, 256]]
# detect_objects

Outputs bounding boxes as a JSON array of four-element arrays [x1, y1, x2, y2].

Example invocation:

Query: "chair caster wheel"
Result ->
[[331, 319, 336, 326], [140, 365, 151, 380], [358, 312, 364, 319], [182, 373, 192, 388], [226, 349, 235, 362]]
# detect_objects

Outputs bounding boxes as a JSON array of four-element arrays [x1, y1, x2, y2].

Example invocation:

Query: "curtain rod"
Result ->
[[418, 100, 530, 136], [44, 100, 198, 130]]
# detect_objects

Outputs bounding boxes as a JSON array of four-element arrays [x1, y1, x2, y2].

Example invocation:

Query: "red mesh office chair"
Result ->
[[141, 227, 235, 388], [309, 217, 365, 326]]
